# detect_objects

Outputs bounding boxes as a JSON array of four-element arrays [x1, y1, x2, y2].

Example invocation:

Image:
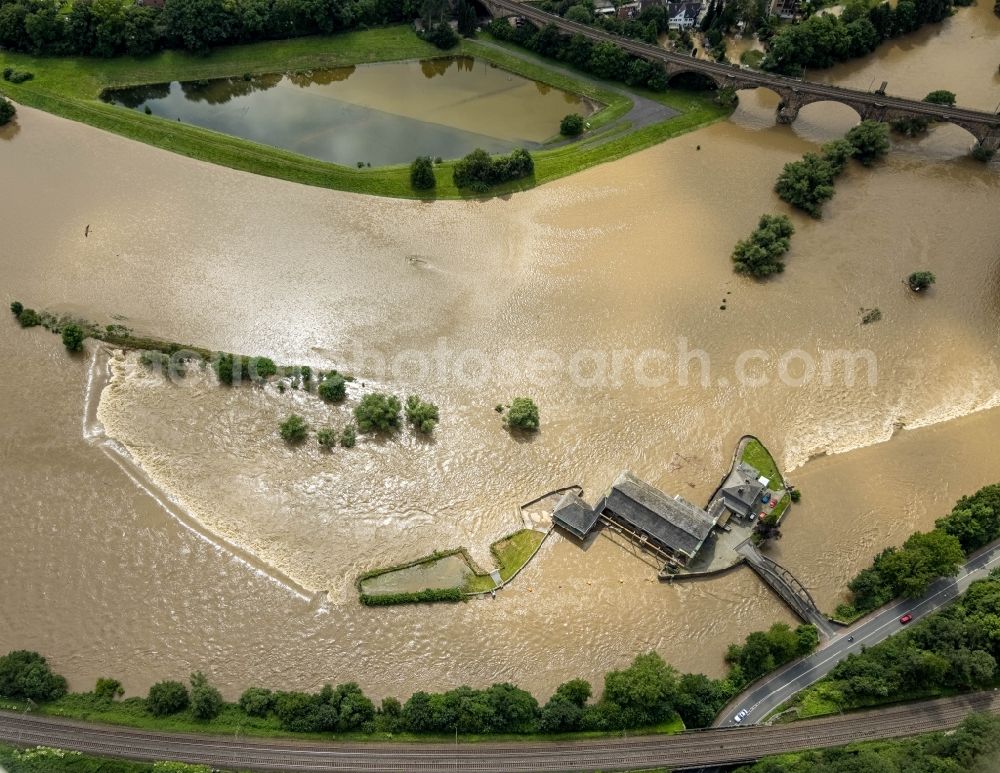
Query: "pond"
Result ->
[[360, 554, 474, 596], [103, 57, 597, 167]]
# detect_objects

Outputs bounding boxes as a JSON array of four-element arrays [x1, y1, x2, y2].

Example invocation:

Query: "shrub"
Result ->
[[94, 677, 124, 701], [923, 90, 956, 106], [405, 395, 439, 434], [317, 427, 336, 449], [147, 680, 189, 716], [9, 301, 23, 316], [214, 353, 238, 385], [318, 373, 347, 402], [279, 414, 309, 444], [410, 156, 436, 190], [560, 113, 585, 137], [505, 397, 540, 432], [354, 393, 401, 433], [340, 423, 357, 448], [17, 308, 40, 328], [2, 69, 33, 84], [424, 21, 459, 49], [189, 672, 223, 721], [907, 271, 936, 292], [790, 488, 801, 503], [731, 214, 795, 278], [239, 687, 275, 717], [971, 144, 995, 162], [361, 587, 464, 605], [247, 356, 276, 380], [0, 97, 14, 127], [61, 323, 85, 352], [774, 153, 837, 217], [0, 650, 68, 701], [453, 147, 534, 189]]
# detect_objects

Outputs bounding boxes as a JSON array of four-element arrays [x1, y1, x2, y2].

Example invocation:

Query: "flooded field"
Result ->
[[1, 5, 999, 701], [103, 56, 596, 165]]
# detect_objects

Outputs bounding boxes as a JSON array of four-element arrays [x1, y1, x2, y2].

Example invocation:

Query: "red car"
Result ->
[[899, 613, 913, 624]]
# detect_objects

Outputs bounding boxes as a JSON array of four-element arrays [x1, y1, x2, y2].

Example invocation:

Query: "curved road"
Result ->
[[1, 692, 999, 771], [715, 540, 1000, 728]]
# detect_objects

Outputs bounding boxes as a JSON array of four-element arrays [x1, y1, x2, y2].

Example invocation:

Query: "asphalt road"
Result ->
[[1, 692, 999, 772], [714, 540, 1000, 728]]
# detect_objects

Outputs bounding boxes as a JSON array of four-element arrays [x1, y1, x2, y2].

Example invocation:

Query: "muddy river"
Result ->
[[0, 6, 998, 700]]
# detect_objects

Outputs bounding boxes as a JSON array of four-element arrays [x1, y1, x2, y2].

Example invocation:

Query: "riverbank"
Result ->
[[0, 26, 729, 199]]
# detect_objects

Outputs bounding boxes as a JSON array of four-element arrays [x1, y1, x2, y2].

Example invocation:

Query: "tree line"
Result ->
[[763, 0, 971, 76], [836, 483, 1000, 620], [805, 570, 1000, 717], [0, 0, 426, 57], [0, 625, 818, 736], [737, 711, 1000, 773]]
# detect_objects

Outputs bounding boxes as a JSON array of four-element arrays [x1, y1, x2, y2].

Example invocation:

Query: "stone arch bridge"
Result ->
[[478, 0, 1000, 152]]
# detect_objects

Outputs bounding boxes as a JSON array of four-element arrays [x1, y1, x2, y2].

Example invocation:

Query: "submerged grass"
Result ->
[[0, 27, 729, 199]]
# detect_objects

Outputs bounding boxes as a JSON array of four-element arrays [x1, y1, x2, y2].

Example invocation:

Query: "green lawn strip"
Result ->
[[4, 698, 683, 745], [0, 28, 728, 199], [741, 438, 785, 491], [0, 742, 163, 773], [494, 529, 546, 582]]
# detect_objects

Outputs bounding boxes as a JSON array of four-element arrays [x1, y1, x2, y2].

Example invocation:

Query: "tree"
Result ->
[[190, 671, 223, 721], [731, 214, 795, 278], [410, 156, 436, 190], [61, 323, 85, 352], [317, 427, 336, 449], [424, 20, 458, 49], [318, 373, 347, 402], [907, 271, 936, 292], [774, 153, 837, 217], [340, 423, 357, 447], [876, 530, 964, 598], [845, 120, 890, 166], [924, 89, 956, 106], [239, 687, 275, 717], [279, 414, 309, 443], [674, 672, 730, 728], [504, 397, 540, 431], [560, 113, 585, 136], [565, 4, 593, 23], [405, 395, 439, 434], [0, 96, 15, 126], [0, 650, 68, 702], [9, 301, 23, 316], [601, 652, 679, 729], [354, 393, 401, 432], [147, 680, 189, 716], [163, 0, 234, 53]]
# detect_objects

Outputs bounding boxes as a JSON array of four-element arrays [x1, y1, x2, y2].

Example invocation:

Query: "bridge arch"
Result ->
[[794, 94, 865, 123], [664, 68, 722, 92]]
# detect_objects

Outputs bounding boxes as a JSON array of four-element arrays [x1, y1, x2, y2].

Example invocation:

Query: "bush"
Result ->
[[924, 90, 956, 106], [504, 397, 540, 431], [410, 156, 436, 190], [731, 214, 795, 278], [61, 323, 85, 352], [279, 414, 309, 444], [17, 308, 40, 328], [340, 423, 357, 447], [560, 113, 585, 137], [2, 68, 33, 84], [318, 373, 347, 402], [317, 427, 336, 449], [94, 677, 124, 701], [361, 587, 464, 605], [247, 356, 276, 380], [971, 144, 995, 162], [354, 393, 401, 433], [147, 680, 189, 716], [907, 271, 936, 292], [9, 301, 23, 316], [790, 488, 801, 503], [0, 650, 68, 702], [239, 687, 275, 717], [0, 97, 14, 126], [214, 353, 238, 385], [405, 395, 439, 434], [774, 153, 837, 218], [453, 147, 534, 189], [189, 672, 223, 721]]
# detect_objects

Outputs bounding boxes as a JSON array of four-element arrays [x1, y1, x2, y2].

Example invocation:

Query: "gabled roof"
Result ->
[[603, 471, 718, 558], [719, 461, 766, 515]]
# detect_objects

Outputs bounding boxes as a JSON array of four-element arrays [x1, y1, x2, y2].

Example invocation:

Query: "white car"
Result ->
[[734, 709, 749, 723]]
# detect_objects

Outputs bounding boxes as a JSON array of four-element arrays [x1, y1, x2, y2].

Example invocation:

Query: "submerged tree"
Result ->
[[907, 270, 936, 292]]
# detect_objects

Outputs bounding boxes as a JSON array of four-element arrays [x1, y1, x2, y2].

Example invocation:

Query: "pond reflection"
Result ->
[[103, 57, 597, 166]]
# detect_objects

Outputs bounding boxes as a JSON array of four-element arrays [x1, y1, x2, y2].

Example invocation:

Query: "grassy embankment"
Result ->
[[0, 26, 730, 198], [358, 528, 546, 603], [742, 438, 791, 522], [0, 696, 682, 746]]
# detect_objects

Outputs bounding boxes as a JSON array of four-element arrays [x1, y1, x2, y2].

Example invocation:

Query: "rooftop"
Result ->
[[552, 491, 600, 540]]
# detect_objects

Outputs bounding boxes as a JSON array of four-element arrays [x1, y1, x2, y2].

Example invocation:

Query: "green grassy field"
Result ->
[[465, 529, 546, 593], [0, 27, 730, 199], [742, 438, 784, 490]]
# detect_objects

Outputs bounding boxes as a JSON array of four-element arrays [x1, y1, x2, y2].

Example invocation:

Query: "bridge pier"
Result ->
[[977, 127, 1000, 154], [775, 90, 803, 125]]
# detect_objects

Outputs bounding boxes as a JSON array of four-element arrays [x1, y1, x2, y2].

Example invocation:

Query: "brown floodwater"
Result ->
[[0, 8, 998, 701]]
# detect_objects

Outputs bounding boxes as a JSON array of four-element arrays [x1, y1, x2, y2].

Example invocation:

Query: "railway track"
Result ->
[[2, 691, 998, 771]]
